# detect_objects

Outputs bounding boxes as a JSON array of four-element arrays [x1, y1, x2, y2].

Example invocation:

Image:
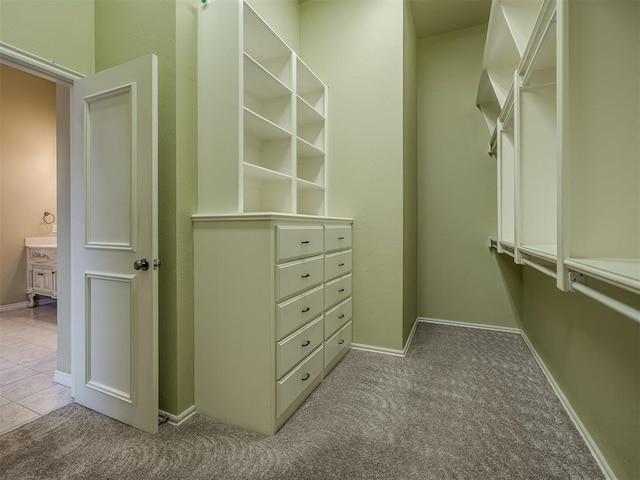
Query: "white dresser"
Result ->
[[193, 214, 353, 434]]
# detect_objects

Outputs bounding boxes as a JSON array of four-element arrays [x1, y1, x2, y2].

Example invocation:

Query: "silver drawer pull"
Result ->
[[338, 314, 345, 319], [301, 241, 310, 244], [301, 274, 311, 279], [338, 288, 345, 293], [302, 307, 310, 313], [338, 236, 345, 240], [301, 340, 311, 347], [338, 263, 345, 267], [301, 373, 310, 381], [338, 339, 345, 345]]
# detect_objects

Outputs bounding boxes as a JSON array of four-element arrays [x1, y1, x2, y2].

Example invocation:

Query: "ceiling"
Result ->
[[409, 0, 491, 38]]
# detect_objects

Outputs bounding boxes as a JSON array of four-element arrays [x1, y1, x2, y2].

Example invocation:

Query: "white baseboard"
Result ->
[[159, 405, 196, 427], [53, 370, 72, 387], [418, 316, 522, 334], [0, 298, 57, 313], [520, 332, 616, 480], [351, 343, 405, 357], [351, 317, 420, 358], [0, 301, 31, 312], [419, 315, 614, 480]]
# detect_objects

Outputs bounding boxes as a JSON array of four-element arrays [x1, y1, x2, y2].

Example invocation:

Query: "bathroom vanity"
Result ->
[[24, 237, 57, 307]]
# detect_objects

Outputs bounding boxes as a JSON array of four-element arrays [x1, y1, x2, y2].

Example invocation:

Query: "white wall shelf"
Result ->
[[565, 259, 640, 296], [198, 0, 327, 215], [480, 0, 639, 321]]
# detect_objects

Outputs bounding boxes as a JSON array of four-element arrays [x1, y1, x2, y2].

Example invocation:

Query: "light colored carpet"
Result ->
[[0, 323, 603, 479]]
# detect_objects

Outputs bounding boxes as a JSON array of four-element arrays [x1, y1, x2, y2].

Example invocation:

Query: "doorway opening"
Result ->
[[0, 60, 73, 434]]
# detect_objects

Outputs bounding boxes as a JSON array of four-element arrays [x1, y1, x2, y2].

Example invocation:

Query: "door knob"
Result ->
[[133, 258, 150, 271]]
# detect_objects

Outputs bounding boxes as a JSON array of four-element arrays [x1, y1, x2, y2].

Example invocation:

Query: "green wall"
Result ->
[[300, 0, 407, 351], [523, 270, 639, 480], [417, 25, 521, 329], [0, 0, 95, 75], [402, 0, 418, 344]]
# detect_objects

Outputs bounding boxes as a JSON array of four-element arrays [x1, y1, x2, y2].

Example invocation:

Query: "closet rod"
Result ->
[[520, 12, 556, 87], [571, 281, 640, 325], [522, 258, 557, 279]]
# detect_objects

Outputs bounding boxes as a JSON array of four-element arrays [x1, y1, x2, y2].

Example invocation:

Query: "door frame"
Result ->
[[0, 42, 83, 388]]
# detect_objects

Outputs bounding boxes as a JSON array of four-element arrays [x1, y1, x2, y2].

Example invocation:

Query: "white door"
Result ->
[[70, 55, 159, 433]]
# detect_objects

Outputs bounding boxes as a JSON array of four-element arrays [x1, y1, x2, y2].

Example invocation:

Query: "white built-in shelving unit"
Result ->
[[479, 0, 640, 323], [198, 0, 327, 216]]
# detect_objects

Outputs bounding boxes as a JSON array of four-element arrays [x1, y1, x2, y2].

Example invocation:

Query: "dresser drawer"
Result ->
[[276, 225, 324, 262], [325, 273, 352, 310], [276, 316, 324, 379], [324, 250, 352, 281], [324, 321, 352, 369], [276, 255, 323, 301], [324, 297, 352, 339], [276, 285, 324, 340], [324, 225, 352, 253], [277, 345, 323, 418]]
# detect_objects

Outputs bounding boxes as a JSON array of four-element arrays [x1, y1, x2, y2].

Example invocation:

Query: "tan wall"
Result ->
[[0, 65, 57, 307], [301, 0, 406, 351], [0, 0, 95, 75], [417, 25, 521, 328]]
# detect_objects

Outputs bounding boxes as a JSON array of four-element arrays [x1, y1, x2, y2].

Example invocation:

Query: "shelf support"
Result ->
[[570, 273, 640, 325]]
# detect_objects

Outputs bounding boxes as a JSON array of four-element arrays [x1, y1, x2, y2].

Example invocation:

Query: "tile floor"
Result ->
[[0, 303, 72, 435]]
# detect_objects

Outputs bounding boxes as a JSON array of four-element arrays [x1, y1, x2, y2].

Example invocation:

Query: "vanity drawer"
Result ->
[[324, 321, 352, 369], [276, 285, 324, 340], [276, 255, 323, 301], [276, 316, 324, 380], [277, 345, 323, 418], [276, 226, 324, 262], [324, 297, 352, 339], [324, 250, 352, 281], [29, 248, 57, 264], [325, 273, 352, 310], [324, 225, 352, 253]]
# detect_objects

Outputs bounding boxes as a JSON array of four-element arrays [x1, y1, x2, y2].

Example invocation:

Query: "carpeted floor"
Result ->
[[0, 323, 603, 479]]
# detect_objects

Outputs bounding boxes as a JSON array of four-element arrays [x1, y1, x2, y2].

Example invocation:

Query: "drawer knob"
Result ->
[[301, 241, 310, 244], [338, 314, 345, 319], [301, 340, 311, 347], [338, 339, 345, 345], [301, 373, 310, 381], [338, 288, 345, 293], [301, 274, 311, 279], [301, 307, 310, 313], [338, 263, 345, 267]]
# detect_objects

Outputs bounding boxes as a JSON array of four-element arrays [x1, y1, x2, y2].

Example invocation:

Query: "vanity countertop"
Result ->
[[25, 237, 57, 248]]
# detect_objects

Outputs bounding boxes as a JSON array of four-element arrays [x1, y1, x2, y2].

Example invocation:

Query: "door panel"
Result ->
[[71, 54, 158, 434]]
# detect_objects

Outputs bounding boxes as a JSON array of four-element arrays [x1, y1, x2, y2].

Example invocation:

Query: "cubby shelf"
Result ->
[[198, 0, 327, 216]]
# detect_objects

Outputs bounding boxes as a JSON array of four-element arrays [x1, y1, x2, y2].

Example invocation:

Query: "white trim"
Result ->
[[418, 316, 522, 334], [418, 316, 613, 480], [53, 370, 72, 388], [0, 301, 31, 312], [0, 42, 83, 84], [520, 332, 616, 480], [351, 317, 420, 358], [350, 343, 405, 357], [402, 317, 420, 356], [159, 405, 196, 427]]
